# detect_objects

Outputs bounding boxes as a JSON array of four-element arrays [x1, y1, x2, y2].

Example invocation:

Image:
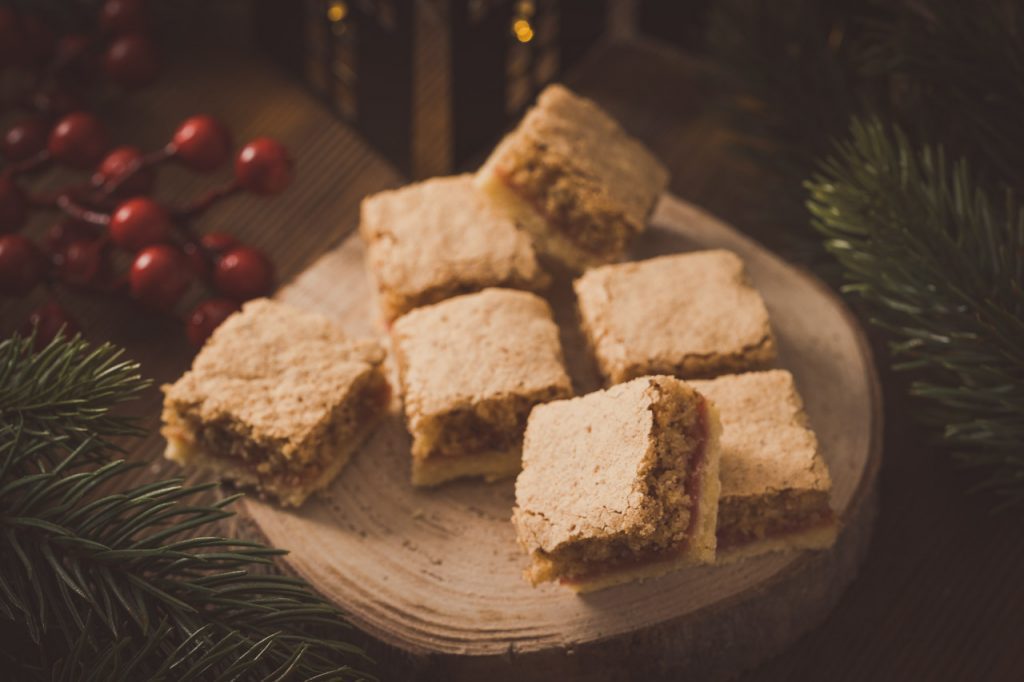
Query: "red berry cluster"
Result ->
[[0, 1, 295, 348], [1, 0, 159, 111]]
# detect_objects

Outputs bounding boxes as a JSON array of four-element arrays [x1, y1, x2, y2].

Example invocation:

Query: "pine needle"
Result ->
[[0, 333, 374, 680], [807, 119, 1024, 503]]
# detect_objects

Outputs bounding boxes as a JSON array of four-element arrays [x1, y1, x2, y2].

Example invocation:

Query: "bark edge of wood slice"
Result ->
[[241, 194, 883, 682]]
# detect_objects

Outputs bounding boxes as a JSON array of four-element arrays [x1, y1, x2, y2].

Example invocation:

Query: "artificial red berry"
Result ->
[[94, 146, 155, 195], [186, 297, 239, 347], [182, 242, 210, 279], [235, 138, 293, 195], [2, 118, 49, 162], [22, 301, 81, 350], [100, 0, 149, 34], [42, 219, 100, 258], [104, 33, 159, 90], [57, 239, 110, 288], [49, 112, 109, 169], [0, 234, 44, 296], [213, 246, 274, 301], [0, 177, 27, 232], [201, 231, 239, 255], [109, 197, 172, 251], [171, 115, 231, 172], [129, 244, 192, 310], [184, 233, 238, 279]]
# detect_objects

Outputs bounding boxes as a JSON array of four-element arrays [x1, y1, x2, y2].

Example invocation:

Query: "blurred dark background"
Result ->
[[1, 1, 1022, 680]]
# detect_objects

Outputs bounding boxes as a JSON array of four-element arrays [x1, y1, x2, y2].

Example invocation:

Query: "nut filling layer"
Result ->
[[494, 165, 629, 260], [417, 387, 567, 461], [717, 490, 835, 550]]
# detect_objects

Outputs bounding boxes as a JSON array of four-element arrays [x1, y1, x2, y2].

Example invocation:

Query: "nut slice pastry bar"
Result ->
[[476, 84, 668, 271], [575, 250, 776, 385], [162, 298, 390, 507], [391, 288, 572, 486], [359, 174, 549, 323], [512, 376, 722, 592], [691, 370, 837, 561]]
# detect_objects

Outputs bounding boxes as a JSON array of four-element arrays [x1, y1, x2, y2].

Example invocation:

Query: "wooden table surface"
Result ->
[[2, 7, 1021, 680]]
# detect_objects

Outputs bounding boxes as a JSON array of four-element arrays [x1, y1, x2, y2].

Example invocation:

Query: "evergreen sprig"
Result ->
[[709, 0, 1024, 506], [0, 334, 374, 680], [807, 119, 1024, 503], [0, 334, 148, 469]]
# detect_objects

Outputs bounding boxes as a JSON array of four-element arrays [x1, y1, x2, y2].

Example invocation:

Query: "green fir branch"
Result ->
[[0, 333, 149, 470], [0, 334, 374, 680], [807, 119, 1024, 504]]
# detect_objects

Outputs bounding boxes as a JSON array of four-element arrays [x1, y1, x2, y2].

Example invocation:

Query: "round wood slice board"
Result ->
[[241, 194, 883, 681]]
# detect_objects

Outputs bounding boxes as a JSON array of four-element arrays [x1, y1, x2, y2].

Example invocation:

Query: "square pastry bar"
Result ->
[[391, 288, 572, 487], [162, 299, 390, 507], [476, 84, 669, 271], [691, 370, 837, 561], [575, 250, 776, 385], [359, 174, 550, 323], [512, 376, 722, 592]]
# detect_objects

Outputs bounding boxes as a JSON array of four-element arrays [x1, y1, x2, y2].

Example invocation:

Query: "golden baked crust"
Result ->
[[391, 288, 572, 485], [690, 370, 836, 558], [476, 84, 668, 270], [359, 175, 549, 322], [161, 298, 389, 507], [574, 250, 776, 384], [512, 376, 722, 589]]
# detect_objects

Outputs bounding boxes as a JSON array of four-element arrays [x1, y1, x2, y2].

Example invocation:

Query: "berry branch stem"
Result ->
[[56, 192, 110, 225], [176, 180, 241, 220], [97, 145, 170, 196], [3, 150, 51, 177]]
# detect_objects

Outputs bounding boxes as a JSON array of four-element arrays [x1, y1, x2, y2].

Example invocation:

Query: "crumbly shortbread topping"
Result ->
[[391, 288, 571, 424], [575, 250, 775, 383], [359, 175, 549, 320], [690, 370, 830, 499], [478, 84, 668, 264], [163, 299, 386, 458]]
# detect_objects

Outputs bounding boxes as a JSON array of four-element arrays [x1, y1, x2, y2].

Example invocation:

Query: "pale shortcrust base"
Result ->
[[716, 521, 839, 565], [564, 548, 710, 594], [475, 159, 609, 272], [411, 448, 522, 487], [163, 415, 384, 508]]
